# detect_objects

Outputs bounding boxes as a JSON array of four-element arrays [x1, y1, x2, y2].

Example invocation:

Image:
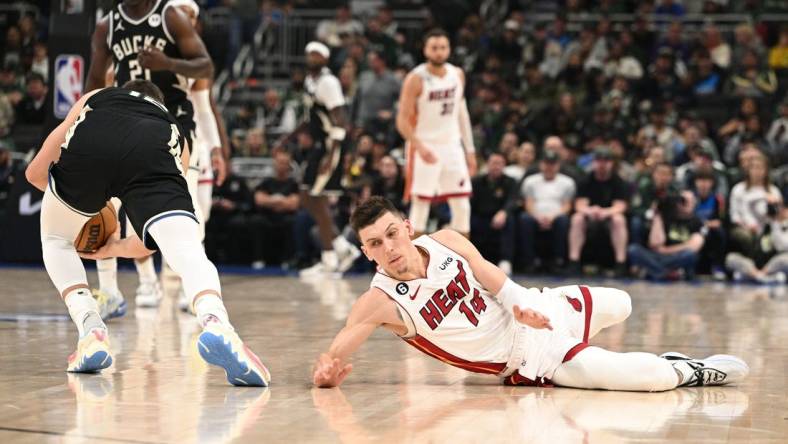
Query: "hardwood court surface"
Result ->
[[0, 268, 785, 443]]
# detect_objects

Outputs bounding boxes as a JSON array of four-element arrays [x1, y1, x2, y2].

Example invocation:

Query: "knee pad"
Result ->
[[146, 215, 220, 300], [447, 197, 470, 233], [409, 198, 430, 233]]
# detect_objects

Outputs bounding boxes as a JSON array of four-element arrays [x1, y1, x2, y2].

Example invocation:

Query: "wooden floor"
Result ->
[[0, 268, 786, 443]]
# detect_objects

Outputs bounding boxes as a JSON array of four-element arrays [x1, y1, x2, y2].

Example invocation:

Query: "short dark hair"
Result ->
[[26, 72, 44, 85], [424, 28, 449, 42], [694, 167, 715, 181], [122, 79, 165, 103], [653, 161, 673, 172], [350, 196, 401, 233]]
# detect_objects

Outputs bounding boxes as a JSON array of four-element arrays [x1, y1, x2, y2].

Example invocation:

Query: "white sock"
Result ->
[[135, 256, 157, 285], [321, 250, 338, 269], [97, 258, 119, 293], [64, 288, 106, 337], [195, 294, 231, 329]]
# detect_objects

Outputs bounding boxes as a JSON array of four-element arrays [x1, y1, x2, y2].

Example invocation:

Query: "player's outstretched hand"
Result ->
[[513, 305, 553, 330], [313, 353, 353, 388], [138, 47, 173, 71]]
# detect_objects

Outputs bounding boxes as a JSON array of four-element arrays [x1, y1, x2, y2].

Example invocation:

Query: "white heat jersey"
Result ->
[[412, 63, 463, 146], [370, 235, 516, 375]]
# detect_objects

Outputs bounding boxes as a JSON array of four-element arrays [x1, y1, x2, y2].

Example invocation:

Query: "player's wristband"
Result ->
[[329, 127, 346, 142], [496, 278, 539, 313]]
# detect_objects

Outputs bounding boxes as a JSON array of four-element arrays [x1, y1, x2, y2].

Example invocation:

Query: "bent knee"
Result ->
[[598, 287, 632, 322]]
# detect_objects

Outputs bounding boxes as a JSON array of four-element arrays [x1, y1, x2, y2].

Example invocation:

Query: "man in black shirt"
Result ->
[[568, 147, 630, 276], [628, 191, 705, 280], [14, 73, 46, 124], [470, 152, 518, 275], [363, 155, 405, 212], [205, 171, 252, 264], [249, 151, 300, 267]]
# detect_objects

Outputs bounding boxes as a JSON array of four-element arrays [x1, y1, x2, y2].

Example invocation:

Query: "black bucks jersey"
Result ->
[[301, 67, 347, 196], [107, 0, 196, 150], [50, 87, 194, 250]]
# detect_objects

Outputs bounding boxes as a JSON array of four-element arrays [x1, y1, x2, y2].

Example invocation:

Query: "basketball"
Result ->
[[74, 201, 117, 253]]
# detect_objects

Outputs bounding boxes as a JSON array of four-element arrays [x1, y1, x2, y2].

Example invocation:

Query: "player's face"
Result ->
[[306, 52, 327, 71], [359, 212, 415, 275], [424, 36, 450, 67]]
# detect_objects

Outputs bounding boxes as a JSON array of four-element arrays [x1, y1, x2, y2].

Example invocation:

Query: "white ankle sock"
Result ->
[[97, 258, 119, 293], [135, 256, 157, 285], [195, 294, 231, 329], [64, 288, 106, 337]]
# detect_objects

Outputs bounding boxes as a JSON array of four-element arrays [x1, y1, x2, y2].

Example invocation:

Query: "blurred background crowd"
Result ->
[[2, 0, 788, 283]]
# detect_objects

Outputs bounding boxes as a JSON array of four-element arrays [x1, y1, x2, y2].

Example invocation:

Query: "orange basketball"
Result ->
[[74, 201, 118, 253]]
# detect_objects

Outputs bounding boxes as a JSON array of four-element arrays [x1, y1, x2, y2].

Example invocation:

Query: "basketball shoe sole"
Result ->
[[197, 322, 271, 387]]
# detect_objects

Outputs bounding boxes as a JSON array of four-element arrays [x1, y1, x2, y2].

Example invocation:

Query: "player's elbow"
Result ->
[[25, 163, 45, 189], [202, 57, 215, 80]]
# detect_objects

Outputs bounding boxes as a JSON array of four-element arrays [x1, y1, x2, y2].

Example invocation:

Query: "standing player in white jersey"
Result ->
[[312, 197, 749, 391], [396, 28, 477, 237], [277, 42, 361, 276]]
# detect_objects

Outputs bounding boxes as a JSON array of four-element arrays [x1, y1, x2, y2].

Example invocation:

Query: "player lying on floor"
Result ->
[[312, 197, 748, 391], [25, 80, 268, 386]]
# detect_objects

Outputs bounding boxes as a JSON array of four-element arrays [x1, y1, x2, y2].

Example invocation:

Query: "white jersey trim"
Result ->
[[161, 3, 176, 44], [106, 13, 113, 48], [118, 0, 163, 25]]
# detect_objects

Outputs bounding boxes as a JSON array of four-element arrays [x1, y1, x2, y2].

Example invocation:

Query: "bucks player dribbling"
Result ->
[[86, 0, 214, 314]]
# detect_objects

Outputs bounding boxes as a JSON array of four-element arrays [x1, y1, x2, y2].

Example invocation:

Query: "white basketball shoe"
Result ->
[[92, 288, 127, 320], [660, 352, 749, 387], [67, 328, 113, 373], [135, 281, 163, 308]]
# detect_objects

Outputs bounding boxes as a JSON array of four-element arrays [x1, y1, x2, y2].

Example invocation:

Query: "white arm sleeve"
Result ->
[[316, 76, 346, 111], [458, 98, 475, 153], [496, 278, 542, 313], [192, 89, 222, 150]]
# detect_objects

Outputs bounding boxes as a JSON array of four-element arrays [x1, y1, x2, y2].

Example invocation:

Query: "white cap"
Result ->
[[169, 0, 199, 17], [305, 41, 330, 59]]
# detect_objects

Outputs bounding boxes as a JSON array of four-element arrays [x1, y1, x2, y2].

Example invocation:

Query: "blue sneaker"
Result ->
[[93, 288, 127, 320], [67, 328, 113, 373], [197, 321, 271, 387]]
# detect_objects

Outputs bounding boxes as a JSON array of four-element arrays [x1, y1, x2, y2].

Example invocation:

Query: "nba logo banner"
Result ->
[[54, 55, 84, 119]]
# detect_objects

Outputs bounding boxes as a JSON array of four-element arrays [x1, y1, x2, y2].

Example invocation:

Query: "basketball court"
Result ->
[[0, 268, 784, 443]]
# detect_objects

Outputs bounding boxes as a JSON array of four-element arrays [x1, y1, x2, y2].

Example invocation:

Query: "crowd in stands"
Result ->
[[215, 1, 788, 282], [3, 1, 788, 283]]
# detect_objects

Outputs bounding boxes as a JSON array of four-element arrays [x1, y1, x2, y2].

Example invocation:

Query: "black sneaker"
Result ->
[[565, 260, 582, 277], [613, 262, 628, 279]]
